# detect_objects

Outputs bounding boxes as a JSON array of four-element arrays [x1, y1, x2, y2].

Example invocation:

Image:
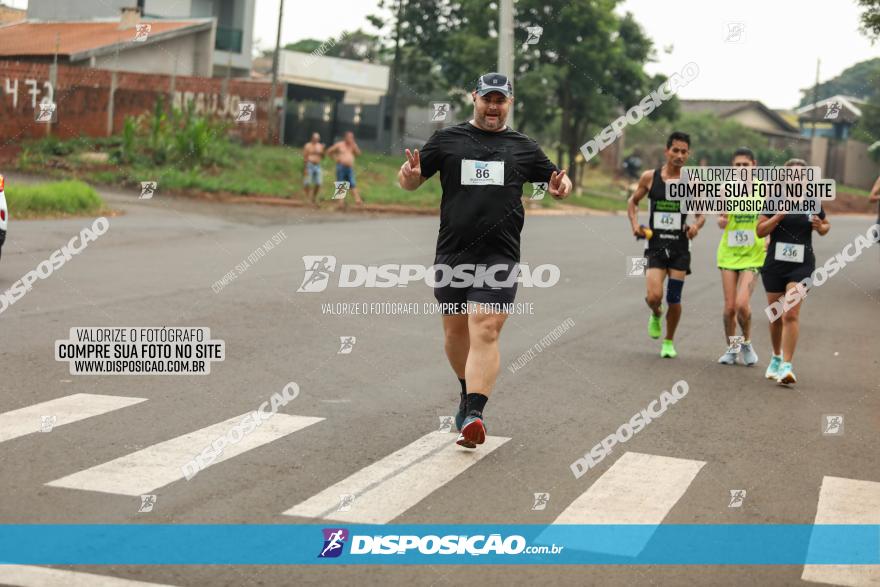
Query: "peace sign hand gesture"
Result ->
[[549, 169, 571, 199], [403, 149, 421, 179]]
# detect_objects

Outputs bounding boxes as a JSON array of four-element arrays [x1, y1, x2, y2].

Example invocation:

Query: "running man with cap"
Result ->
[[627, 131, 705, 358], [397, 72, 572, 448], [716, 147, 765, 366]]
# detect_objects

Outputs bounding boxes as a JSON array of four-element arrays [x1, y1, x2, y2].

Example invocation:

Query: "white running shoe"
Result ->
[[740, 342, 759, 366]]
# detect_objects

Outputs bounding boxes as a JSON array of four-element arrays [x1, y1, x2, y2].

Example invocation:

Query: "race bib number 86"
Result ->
[[461, 160, 504, 186]]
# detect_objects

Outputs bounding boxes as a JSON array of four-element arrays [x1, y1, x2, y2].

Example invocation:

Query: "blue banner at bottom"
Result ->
[[0, 525, 878, 565]]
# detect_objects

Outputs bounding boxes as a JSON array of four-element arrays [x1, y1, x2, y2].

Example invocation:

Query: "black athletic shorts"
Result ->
[[432, 254, 518, 314], [645, 248, 691, 275], [761, 264, 814, 293]]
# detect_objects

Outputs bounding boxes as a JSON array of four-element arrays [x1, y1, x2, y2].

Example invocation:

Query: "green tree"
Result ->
[[624, 112, 773, 166], [283, 29, 384, 62], [797, 58, 880, 106], [513, 1, 657, 184], [368, 0, 455, 147], [858, 0, 880, 40]]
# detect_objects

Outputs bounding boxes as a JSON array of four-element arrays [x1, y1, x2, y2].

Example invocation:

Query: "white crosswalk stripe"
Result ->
[[0, 565, 178, 586], [544, 451, 706, 556], [45, 413, 323, 496], [0, 394, 146, 444], [802, 476, 880, 587], [283, 430, 510, 523]]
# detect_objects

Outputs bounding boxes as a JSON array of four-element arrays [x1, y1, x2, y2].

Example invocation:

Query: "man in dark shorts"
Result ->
[[397, 72, 571, 448], [627, 131, 705, 358], [757, 158, 830, 385]]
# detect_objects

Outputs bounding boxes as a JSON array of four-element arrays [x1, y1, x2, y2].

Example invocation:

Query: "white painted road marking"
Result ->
[[0, 565, 177, 586], [46, 413, 323, 496], [284, 430, 510, 523], [546, 451, 706, 556], [0, 394, 146, 443], [802, 476, 880, 586]]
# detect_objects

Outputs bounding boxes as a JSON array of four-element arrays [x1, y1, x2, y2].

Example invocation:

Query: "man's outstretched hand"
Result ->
[[549, 169, 572, 199]]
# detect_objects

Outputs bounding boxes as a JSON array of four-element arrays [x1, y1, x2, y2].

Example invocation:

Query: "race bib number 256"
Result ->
[[461, 160, 504, 186]]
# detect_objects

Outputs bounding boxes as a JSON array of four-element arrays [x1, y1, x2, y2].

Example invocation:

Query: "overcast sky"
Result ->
[[7, 0, 878, 109]]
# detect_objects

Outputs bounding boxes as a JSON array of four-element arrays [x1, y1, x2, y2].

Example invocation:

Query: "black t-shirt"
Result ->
[[761, 207, 826, 271], [418, 121, 558, 262], [647, 168, 689, 252]]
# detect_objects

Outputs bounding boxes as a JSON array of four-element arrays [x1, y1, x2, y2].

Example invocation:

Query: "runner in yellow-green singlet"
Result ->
[[716, 148, 766, 366]]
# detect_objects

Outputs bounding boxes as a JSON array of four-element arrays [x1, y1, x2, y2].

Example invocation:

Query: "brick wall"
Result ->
[[0, 60, 282, 147]]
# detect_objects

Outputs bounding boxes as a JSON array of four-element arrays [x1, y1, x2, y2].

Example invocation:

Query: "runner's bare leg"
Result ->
[[465, 306, 508, 398], [442, 313, 469, 379]]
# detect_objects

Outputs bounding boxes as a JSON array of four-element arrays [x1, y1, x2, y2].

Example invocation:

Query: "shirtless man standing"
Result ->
[[302, 133, 325, 205], [327, 131, 364, 205]]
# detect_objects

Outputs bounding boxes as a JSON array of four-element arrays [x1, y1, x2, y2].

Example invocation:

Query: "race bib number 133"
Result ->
[[461, 160, 504, 186]]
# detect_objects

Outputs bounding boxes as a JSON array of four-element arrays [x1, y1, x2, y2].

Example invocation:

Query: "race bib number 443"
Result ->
[[461, 160, 504, 186]]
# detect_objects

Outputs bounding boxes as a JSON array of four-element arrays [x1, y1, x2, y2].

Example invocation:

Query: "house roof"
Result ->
[[680, 99, 800, 134], [795, 95, 864, 124], [0, 19, 213, 62]]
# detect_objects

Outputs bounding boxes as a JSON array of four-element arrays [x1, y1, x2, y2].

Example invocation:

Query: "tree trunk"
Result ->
[[559, 87, 570, 172]]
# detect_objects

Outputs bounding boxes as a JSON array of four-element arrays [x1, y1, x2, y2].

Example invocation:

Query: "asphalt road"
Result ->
[[0, 180, 878, 586]]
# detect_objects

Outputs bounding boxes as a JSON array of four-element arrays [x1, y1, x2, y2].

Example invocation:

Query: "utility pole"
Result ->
[[269, 0, 285, 144], [388, 0, 405, 151], [811, 58, 820, 139], [498, 0, 514, 128]]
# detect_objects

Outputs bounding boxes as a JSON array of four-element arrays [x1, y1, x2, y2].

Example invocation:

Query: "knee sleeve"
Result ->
[[666, 278, 684, 305]]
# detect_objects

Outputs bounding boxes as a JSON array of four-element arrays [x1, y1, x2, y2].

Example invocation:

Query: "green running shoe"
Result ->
[[660, 339, 677, 358], [648, 310, 662, 339]]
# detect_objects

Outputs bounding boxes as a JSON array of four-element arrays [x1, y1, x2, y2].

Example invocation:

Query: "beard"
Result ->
[[476, 110, 506, 130]]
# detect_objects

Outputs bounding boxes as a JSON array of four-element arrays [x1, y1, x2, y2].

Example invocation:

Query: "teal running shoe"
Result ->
[[765, 355, 782, 380], [776, 362, 796, 385]]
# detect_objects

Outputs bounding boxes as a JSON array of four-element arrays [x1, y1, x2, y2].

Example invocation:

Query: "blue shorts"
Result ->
[[336, 164, 356, 188], [304, 162, 322, 186]]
